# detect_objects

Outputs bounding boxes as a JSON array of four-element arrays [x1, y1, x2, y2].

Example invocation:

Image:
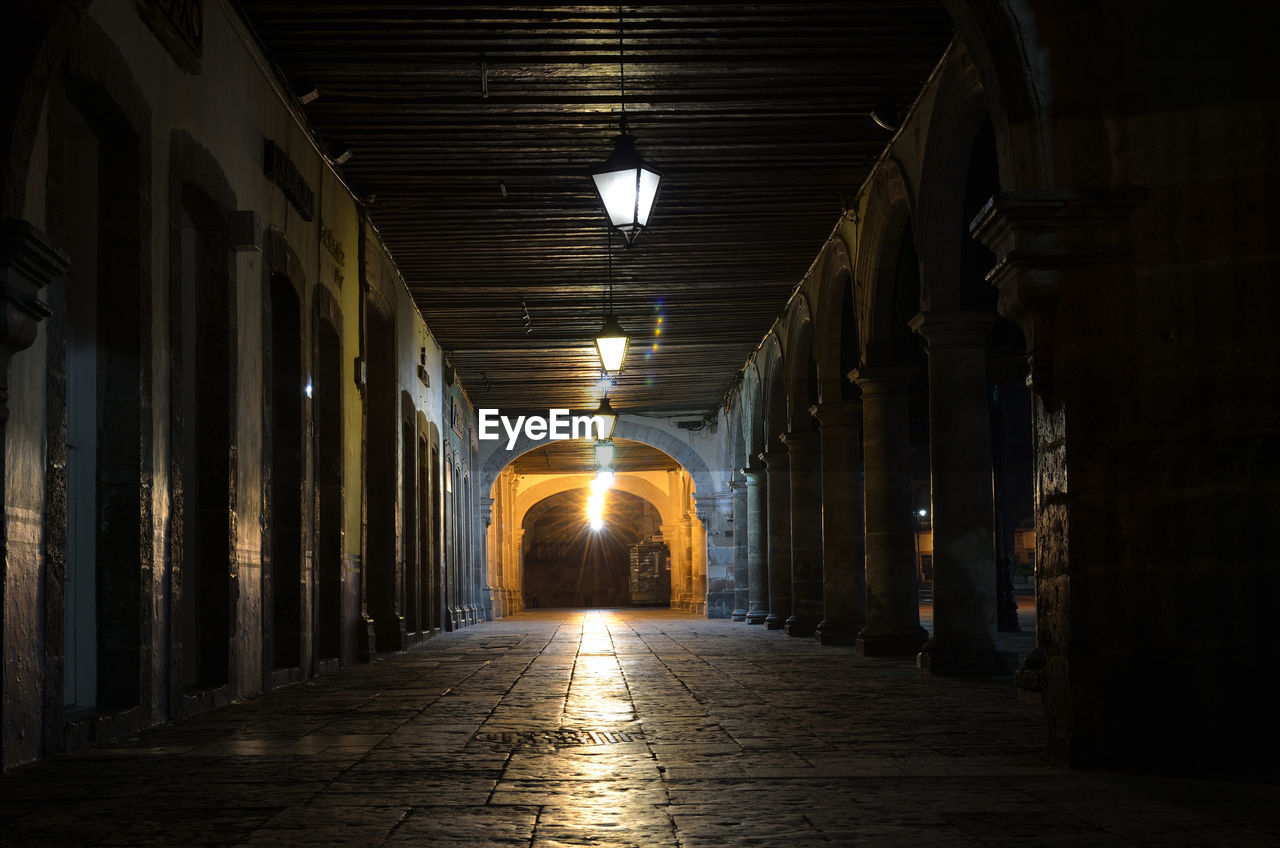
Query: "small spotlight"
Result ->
[[327, 142, 352, 165], [917, 508, 927, 517], [304, 377, 313, 399], [590, 518, 604, 532]]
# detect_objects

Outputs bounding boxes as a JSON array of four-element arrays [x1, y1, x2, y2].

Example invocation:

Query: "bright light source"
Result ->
[[304, 376, 313, 398], [595, 469, 615, 489], [593, 396, 619, 439], [589, 517, 604, 532], [918, 508, 927, 517], [594, 313, 630, 373], [594, 440, 615, 467], [591, 135, 662, 246]]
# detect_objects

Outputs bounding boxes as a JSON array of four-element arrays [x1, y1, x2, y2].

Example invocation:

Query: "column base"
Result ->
[[1015, 646, 1045, 703], [357, 615, 377, 662], [916, 640, 1018, 676], [854, 626, 928, 657], [731, 609, 747, 622], [785, 615, 818, 638], [764, 614, 786, 631], [814, 621, 861, 646], [745, 610, 768, 625]]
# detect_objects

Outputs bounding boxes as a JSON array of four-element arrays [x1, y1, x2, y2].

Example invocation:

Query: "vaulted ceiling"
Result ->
[[237, 2, 952, 417]]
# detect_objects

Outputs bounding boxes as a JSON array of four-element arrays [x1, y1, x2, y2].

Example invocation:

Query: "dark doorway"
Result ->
[[314, 314, 343, 662], [365, 304, 400, 651], [62, 92, 145, 712], [268, 273, 303, 670], [429, 441, 442, 632], [402, 414, 419, 636], [177, 192, 232, 690]]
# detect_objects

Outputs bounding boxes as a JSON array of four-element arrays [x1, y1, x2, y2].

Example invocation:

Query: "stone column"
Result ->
[[759, 447, 791, 630], [811, 401, 866, 646], [729, 477, 749, 621], [910, 311, 1015, 676], [781, 431, 822, 637], [741, 465, 768, 624], [481, 495, 500, 618], [691, 511, 708, 615], [851, 367, 927, 655], [661, 521, 685, 610]]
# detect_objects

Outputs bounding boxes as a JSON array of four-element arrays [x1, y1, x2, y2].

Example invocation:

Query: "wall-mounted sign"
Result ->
[[263, 139, 315, 222], [320, 221, 345, 266]]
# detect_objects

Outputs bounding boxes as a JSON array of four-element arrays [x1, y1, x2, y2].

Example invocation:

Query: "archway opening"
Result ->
[[521, 489, 665, 609], [486, 435, 702, 616]]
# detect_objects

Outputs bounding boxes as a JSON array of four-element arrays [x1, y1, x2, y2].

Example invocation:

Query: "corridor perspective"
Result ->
[[2, 0, 1279, 845], [5, 608, 1278, 847]]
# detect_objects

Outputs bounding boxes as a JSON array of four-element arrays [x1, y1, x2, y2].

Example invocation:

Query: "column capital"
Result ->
[[480, 495, 496, 527], [849, 366, 917, 397], [780, 430, 820, 457], [909, 310, 995, 347], [739, 464, 763, 484], [809, 400, 862, 429], [758, 447, 789, 470], [969, 188, 1143, 404]]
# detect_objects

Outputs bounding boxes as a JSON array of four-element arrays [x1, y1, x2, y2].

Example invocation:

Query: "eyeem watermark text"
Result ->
[[479, 409, 609, 450]]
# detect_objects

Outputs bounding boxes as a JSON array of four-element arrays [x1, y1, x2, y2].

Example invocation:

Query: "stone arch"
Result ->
[[858, 157, 917, 367], [479, 416, 713, 499], [916, 41, 999, 313], [782, 295, 817, 434], [741, 362, 765, 460], [1, 0, 93, 217], [809, 237, 858, 402], [758, 334, 787, 447], [938, 5, 1048, 191], [516, 474, 678, 531]]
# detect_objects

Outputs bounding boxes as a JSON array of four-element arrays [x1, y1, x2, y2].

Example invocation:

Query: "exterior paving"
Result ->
[[2, 608, 1277, 847]]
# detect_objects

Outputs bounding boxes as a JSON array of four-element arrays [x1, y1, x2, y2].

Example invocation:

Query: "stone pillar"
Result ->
[[691, 511, 708, 615], [851, 368, 927, 655], [759, 447, 791, 630], [910, 311, 1015, 676], [661, 521, 684, 610], [696, 491, 734, 618], [811, 401, 866, 646], [781, 431, 822, 637], [481, 495, 500, 618], [741, 465, 768, 624], [729, 477, 749, 621]]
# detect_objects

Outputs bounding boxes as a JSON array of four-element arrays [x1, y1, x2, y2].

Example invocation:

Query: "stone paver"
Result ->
[[2, 609, 1278, 846]]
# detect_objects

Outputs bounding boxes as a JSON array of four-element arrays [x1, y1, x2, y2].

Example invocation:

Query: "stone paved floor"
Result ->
[[3, 608, 1278, 847]]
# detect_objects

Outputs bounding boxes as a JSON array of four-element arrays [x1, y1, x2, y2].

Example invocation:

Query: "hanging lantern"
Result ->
[[590, 5, 661, 245], [593, 396, 619, 439], [591, 132, 662, 246], [594, 312, 630, 373], [594, 440, 615, 468]]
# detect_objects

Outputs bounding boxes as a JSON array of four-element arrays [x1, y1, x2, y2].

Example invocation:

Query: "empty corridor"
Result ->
[[2, 609, 1277, 846]]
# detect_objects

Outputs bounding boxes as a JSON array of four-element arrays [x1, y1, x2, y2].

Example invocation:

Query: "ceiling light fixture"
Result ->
[[590, 5, 662, 246], [594, 440, 615, 468], [593, 395, 619, 439], [595, 230, 630, 373]]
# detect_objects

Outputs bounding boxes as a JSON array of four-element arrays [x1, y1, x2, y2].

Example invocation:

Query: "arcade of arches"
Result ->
[[2, 0, 1278, 817]]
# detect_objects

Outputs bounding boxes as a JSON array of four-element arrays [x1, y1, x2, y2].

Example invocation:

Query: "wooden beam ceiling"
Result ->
[[237, 2, 952, 416]]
